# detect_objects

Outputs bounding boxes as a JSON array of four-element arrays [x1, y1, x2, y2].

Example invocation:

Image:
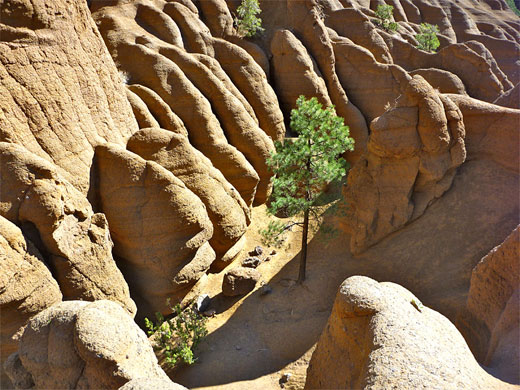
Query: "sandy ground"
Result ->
[[168, 158, 518, 390]]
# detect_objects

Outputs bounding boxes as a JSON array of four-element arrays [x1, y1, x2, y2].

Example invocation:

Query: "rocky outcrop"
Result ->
[[86, 0, 520, 265], [287, 0, 370, 162], [305, 276, 516, 390], [494, 83, 520, 109], [91, 0, 284, 205], [409, 68, 467, 95], [127, 128, 250, 261], [325, 7, 393, 64], [271, 29, 332, 120], [329, 29, 408, 124], [4, 300, 172, 390], [0, 3, 518, 388], [457, 226, 520, 384], [446, 94, 520, 172], [383, 38, 512, 103], [322, 1, 518, 108], [95, 144, 215, 319], [344, 76, 466, 253], [0, 142, 136, 317], [428, 0, 520, 85], [0, 216, 62, 388], [222, 267, 261, 297], [0, 0, 138, 195]]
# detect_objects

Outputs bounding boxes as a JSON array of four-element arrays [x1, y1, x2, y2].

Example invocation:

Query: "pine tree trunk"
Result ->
[[297, 208, 310, 284]]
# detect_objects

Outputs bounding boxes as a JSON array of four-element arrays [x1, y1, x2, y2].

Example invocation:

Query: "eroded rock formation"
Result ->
[[0, 216, 62, 388], [4, 300, 179, 390], [127, 128, 250, 261], [0, 0, 519, 386], [91, 0, 283, 206], [305, 276, 517, 389], [457, 226, 520, 384], [344, 76, 467, 253], [95, 143, 214, 320], [0, 142, 136, 317], [0, 0, 138, 194]]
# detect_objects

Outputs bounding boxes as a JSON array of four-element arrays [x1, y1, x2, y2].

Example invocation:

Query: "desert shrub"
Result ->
[[374, 4, 398, 32], [144, 302, 208, 368], [415, 23, 440, 52], [235, 0, 264, 37]]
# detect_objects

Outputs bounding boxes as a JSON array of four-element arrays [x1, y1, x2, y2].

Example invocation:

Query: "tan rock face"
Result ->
[[322, 0, 518, 115], [494, 83, 520, 109], [95, 143, 215, 319], [4, 300, 173, 390], [0, 0, 138, 195], [286, 0, 369, 163], [305, 276, 516, 390], [457, 226, 520, 384], [91, 0, 284, 206], [409, 68, 467, 95], [0, 216, 62, 389], [384, 38, 512, 103], [329, 29, 409, 124], [344, 76, 466, 253], [447, 94, 520, 173], [90, 0, 517, 267], [271, 29, 332, 120], [127, 128, 249, 261], [0, 142, 136, 317], [325, 7, 393, 64]]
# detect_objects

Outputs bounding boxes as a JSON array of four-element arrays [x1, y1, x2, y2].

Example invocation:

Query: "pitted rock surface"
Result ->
[[305, 276, 517, 390]]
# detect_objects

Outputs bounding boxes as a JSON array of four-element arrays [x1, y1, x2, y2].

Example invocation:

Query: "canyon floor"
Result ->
[[173, 158, 519, 389]]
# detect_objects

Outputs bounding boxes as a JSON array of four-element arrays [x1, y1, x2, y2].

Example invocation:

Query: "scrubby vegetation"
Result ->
[[415, 23, 441, 52], [145, 302, 208, 368], [374, 4, 398, 32], [235, 0, 264, 37], [261, 96, 354, 283]]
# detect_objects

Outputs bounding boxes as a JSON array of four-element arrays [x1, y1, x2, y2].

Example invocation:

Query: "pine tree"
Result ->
[[262, 96, 354, 283]]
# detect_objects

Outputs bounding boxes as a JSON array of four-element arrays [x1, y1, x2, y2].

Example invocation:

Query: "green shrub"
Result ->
[[235, 0, 264, 37], [374, 4, 398, 32], [415, 23, 440, 52], [144, 302, 208, 368]]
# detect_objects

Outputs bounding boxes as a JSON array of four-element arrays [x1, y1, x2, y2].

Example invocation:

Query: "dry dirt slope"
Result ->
[[173, 157, 519, 389]]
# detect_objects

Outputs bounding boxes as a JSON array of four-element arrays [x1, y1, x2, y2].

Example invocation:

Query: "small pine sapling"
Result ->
[[415, 23, 441, 52], [374, 4, 398, 32], [235, 0, 264, 37]]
